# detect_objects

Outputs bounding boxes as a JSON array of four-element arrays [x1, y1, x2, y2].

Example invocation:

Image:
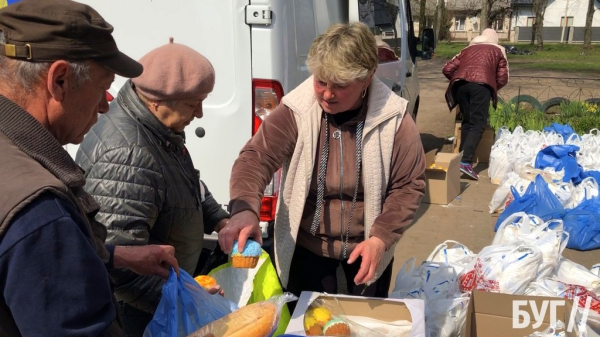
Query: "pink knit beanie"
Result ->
[[132, 39, 215, 101], [481, 28, 499, 44]]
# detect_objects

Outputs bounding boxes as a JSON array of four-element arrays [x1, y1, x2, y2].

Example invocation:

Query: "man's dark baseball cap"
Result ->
[[0, 0, 142, 78]]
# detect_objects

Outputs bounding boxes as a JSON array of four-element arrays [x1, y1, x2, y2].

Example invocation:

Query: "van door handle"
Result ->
[[406, 71, 412, 77], [392, 83, 401, 92]]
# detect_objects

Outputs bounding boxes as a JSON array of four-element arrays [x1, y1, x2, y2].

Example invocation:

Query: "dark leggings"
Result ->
[[457, 82, 492, 163], [286, 245, 393, 313]]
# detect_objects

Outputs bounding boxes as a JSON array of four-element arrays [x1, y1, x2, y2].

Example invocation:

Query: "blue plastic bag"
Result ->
[[534, 145, 581, 183], [495, 175, 565, 231], [562, 197, 600, 250], [543, 123, 578, 142], [144, 269, 238, 337]]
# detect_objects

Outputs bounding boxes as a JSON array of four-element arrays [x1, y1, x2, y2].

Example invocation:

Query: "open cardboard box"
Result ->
[[285, 292, 426, 336], [463, 290, 577, 337], [453, 122, 495, 164], [422, 150, 461, 205]]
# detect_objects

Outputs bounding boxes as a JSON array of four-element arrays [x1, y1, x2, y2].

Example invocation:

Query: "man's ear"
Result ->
[[47, 61, 70, 102]]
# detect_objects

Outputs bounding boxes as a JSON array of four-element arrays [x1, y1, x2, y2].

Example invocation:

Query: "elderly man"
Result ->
[[76, 40, 230, 335], [0, 1, 180, 336]]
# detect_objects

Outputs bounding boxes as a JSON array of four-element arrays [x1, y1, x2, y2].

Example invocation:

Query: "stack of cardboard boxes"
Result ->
[[423, 108, 495, 206]]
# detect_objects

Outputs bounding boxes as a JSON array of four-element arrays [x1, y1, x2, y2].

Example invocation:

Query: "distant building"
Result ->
[[512, 0, 600, 42], [410, 0, 600, 42]]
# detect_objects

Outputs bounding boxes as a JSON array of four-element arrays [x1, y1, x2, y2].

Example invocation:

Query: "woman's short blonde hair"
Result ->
[[306, 22, 378, 85]]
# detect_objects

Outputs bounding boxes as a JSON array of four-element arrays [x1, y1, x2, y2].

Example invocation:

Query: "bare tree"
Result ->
[[583, 0, 596, 49], [452, 0, 510, 33], [532, 0, 545, 50], [435, 0, 444, 44], [480, 0, 489, 32], [359, 0, 400, 34], [419, 0, 427, 37]]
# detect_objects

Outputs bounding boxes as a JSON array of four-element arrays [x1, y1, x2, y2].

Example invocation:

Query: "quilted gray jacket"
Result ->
[[76, 80, 229, 313]]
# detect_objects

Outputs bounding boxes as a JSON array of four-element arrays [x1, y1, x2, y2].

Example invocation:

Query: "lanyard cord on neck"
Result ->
[[310, 112, 364, 259]]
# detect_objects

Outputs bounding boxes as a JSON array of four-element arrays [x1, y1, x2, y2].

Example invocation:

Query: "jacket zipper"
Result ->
[[332, 127, 344, 247]]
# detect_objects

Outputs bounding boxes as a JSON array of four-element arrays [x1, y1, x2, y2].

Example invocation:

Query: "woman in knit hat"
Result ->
[[220, 22, 426, 306], [75, 40, 230, 335], [443, 28, 509, 180]]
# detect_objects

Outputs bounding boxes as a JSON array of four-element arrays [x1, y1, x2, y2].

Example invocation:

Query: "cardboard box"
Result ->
[[285, 292, 426, 336], [422, 150, 461, 205], [463, 291, 576, 337], [453, 122, 495, 164]]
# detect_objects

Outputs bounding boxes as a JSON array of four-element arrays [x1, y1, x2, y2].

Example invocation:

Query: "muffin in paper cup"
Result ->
[[231, 239, 261, 268], [303, 295, 388, 337]]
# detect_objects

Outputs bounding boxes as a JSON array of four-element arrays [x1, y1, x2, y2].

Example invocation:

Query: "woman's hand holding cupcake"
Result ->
[[218, 210, 263, 255]]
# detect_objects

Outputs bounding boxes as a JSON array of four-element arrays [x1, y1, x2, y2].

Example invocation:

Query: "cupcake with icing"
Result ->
[[323, 318, 351, 336], [231, 239, 261, 268]]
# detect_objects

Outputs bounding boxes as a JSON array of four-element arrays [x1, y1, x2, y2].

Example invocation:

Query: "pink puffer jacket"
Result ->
[[442, 43, 509, 110]]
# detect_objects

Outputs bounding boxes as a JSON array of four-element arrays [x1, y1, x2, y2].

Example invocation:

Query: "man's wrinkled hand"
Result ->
[[347, 236, 386, 285], [113, 245, 179, 279]]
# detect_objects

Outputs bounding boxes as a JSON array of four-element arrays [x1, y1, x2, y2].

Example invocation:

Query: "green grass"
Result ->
[[434, 42, 600, 75]]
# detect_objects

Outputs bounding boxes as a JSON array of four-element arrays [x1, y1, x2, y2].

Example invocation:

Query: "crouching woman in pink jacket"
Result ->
[[443, 28, 509, 180]]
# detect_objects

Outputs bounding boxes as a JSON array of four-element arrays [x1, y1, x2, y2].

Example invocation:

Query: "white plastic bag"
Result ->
[[459, 243, 543, 295], [532, 228, 569, 280], [553, 258, 600, 293], [592, 264, 600, 277], [494, 214, 567, 280], [426, 240, 475, 275], [577, 130, 600, 171], [525, 278, 565, 297], [564, 177, 599, 210], [573, 308, 600, 337], [426, 295, 470, 337], [548, 182, 574, 207], [391, 258, 424, 299], [492, 212, 544, 245], [489, 143, 511, 185], [419, 262, 459, 302], [543, 130, 566, 147], [391, 259, 459, 301], [489, 172, 532, 214]]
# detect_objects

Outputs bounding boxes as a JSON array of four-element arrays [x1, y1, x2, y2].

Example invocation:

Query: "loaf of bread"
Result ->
[[188, 301, 277, 337]]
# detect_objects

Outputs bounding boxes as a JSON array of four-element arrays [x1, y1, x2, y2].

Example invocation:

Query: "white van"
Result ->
[[69, 0, 421, 242]]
